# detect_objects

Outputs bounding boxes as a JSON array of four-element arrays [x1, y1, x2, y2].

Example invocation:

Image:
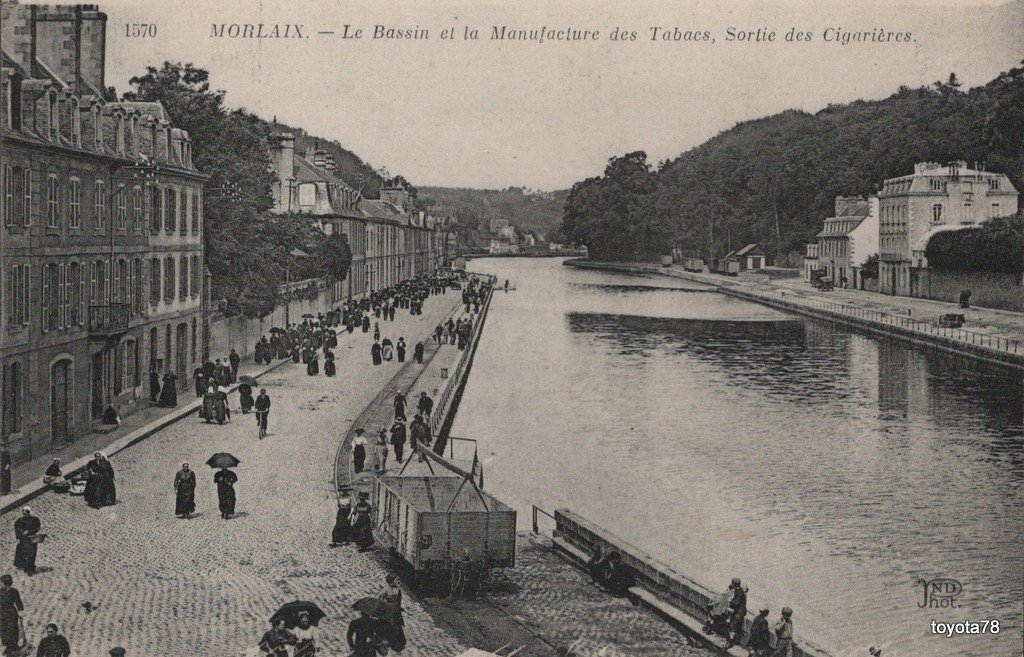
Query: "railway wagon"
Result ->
[[372, 475, 517, 578], [682, 257, 705, 273]]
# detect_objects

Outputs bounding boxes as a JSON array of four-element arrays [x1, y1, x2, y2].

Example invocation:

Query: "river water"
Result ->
[[452, 257, 1023, 657]]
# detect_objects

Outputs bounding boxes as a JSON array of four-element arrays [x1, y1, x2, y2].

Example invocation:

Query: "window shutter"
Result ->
[[41, 264, 49, 333], [79, 263, 86, 325], [59, 263, 66, 329], [23, 265, 30, 326]]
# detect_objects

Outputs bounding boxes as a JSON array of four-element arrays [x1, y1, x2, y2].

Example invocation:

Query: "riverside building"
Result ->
[[1, 3, 207, 475], [878, 162, 1017, 297], [267, 133, 443, 301]]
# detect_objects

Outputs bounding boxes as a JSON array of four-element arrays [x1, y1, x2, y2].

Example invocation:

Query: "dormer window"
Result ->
[[70, 99, 81, 146], [929, 179, 946, 192], [150, 125, 157, 157], [130, 116, 138, 155], [48, 92, 58, 141], [165, 129, 172, 161], [93, 107, 103, 151], [10, 77, 22, 130], [116, 115, 125, 154], [989, 178, 1000, 191]]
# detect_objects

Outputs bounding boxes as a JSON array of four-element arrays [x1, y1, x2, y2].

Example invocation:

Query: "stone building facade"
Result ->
[[878, 162, 1018, 297], [1, 3, 206, 472], [815, 195, 879, 289], [267, 133, 443, 302]]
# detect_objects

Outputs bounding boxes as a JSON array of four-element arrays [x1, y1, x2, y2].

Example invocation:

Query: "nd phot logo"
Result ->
[[917, 578, 962, 609]]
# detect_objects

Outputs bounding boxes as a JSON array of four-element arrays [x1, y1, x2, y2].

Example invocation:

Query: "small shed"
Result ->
[[733, 244, 768, 271]]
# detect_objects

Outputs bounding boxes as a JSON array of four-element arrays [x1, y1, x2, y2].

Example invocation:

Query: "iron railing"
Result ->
[[746, 287, 1021, 356], [88, 303, 131, 336]]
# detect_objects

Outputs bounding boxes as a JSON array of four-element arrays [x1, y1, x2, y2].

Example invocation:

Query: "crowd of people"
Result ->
[[702, 576, 795, 656], [5, 269, 480, 657]]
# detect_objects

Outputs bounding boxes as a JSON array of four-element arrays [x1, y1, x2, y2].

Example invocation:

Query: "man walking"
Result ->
[[229, 349, 241, 382], [390, 420, 407, 462], [417, 391, 434, 418]]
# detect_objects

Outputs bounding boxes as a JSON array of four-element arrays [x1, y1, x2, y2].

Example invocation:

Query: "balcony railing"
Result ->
[[88, 303, 131, 337]]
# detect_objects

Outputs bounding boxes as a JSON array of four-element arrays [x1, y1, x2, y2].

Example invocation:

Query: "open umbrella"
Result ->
[[271, 600, 326, 628], [238, 375, 258, 386], [302, 313, 315, 319], [269, 327, 285, 333], [352, 597, 400, 625], [206, 453, 241, 469]]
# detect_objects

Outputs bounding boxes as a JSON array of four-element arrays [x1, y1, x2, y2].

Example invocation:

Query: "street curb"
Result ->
[[0, 355, 292, 516]]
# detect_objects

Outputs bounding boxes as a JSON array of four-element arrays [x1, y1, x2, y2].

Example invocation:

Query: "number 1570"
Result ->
[[125, 23, 157, 38]]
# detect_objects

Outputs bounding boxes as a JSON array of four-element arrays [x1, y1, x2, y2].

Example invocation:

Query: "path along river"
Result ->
[[453, 257, 1023, 657]]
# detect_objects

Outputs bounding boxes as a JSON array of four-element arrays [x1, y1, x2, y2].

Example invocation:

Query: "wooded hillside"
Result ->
[[562, 62, 1024, 263]]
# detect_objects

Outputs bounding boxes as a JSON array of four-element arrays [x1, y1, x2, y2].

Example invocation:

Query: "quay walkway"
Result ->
[[567, 259, 1024, 369], [0, 276, 716, 657]]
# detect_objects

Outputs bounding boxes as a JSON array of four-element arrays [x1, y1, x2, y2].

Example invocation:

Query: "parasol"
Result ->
[[352, 597, 400, 625], [302, 313, 315, 319], [270, 600, 327, 628], [206, 453, 241, 469]]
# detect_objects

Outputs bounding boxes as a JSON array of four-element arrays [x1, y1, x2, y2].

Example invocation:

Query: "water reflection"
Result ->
[[455, 258, 1023, 657]]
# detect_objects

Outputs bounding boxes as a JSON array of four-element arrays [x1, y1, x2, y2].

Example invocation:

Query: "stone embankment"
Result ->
[[567, 259, 1024, 370]]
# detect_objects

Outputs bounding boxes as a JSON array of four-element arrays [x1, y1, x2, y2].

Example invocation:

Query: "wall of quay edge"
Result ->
[[554, 509, 833, 657]]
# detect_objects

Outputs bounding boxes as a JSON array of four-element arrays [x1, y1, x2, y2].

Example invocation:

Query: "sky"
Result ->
[[97, 0, 1024, 190]]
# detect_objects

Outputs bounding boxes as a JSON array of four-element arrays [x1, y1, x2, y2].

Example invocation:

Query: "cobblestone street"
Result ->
[[0, 292, 467, 657]]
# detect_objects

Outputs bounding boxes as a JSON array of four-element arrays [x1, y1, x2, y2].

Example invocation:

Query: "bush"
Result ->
[[924, 212, 1023, 275]]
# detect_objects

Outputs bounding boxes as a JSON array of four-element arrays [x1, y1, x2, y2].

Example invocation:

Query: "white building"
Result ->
[[878, 161, 1018, 296]]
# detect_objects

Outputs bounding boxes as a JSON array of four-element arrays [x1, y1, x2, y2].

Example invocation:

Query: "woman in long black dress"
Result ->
[[214, 467, 237, 519], [352, 492, 374, 551], [306, 351, 319, 376], [193, 367, 206, 399], [330, 487, 355, 547], [371, 342, 382, 366], [378, 574, 406, 651], [414, 342, 424, 364], [352, 430, 367, 474], [174, 463, 196, 519], [13, 507, 41, 575], [98, 453, 116, 506], [324, 350, 336, 377], [238, 383, 254, 414], [202, 383, 217, 422], [0, 574, 23, 656], [158, 371, 177, 407], [396, 338, 406, 363], [84, 452, 115, 508]]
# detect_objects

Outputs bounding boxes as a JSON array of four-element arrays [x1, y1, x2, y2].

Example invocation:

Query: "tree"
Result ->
[[318, 232, 354, 283], [124, 63, 287, 317], [560, 62, 1024, 263]]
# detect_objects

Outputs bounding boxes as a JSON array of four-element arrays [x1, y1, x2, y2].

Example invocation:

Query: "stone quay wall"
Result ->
[[567, 260, 1023, 370], [553, 509, 833, 657]]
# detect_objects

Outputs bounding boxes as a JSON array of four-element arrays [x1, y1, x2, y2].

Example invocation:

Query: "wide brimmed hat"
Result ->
[[781, 606, 793, 616], [358, 491, 370, 499]]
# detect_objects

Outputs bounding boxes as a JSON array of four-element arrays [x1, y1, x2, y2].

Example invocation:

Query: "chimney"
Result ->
[[27, 5, 107, 94], [834, 195, 865, 216], [312, 149, 327, 169], [325, 155, 336, 173], [269, 132, 296, 212], [1, 3, 35, 74]]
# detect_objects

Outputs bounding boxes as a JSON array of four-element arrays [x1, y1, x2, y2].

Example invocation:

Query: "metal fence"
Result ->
[[737, 287, 1022, 356], [429, 275, 497, 437]]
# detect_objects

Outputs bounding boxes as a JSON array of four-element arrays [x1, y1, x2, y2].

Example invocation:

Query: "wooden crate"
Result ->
[[373, 476, 516, 571]]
